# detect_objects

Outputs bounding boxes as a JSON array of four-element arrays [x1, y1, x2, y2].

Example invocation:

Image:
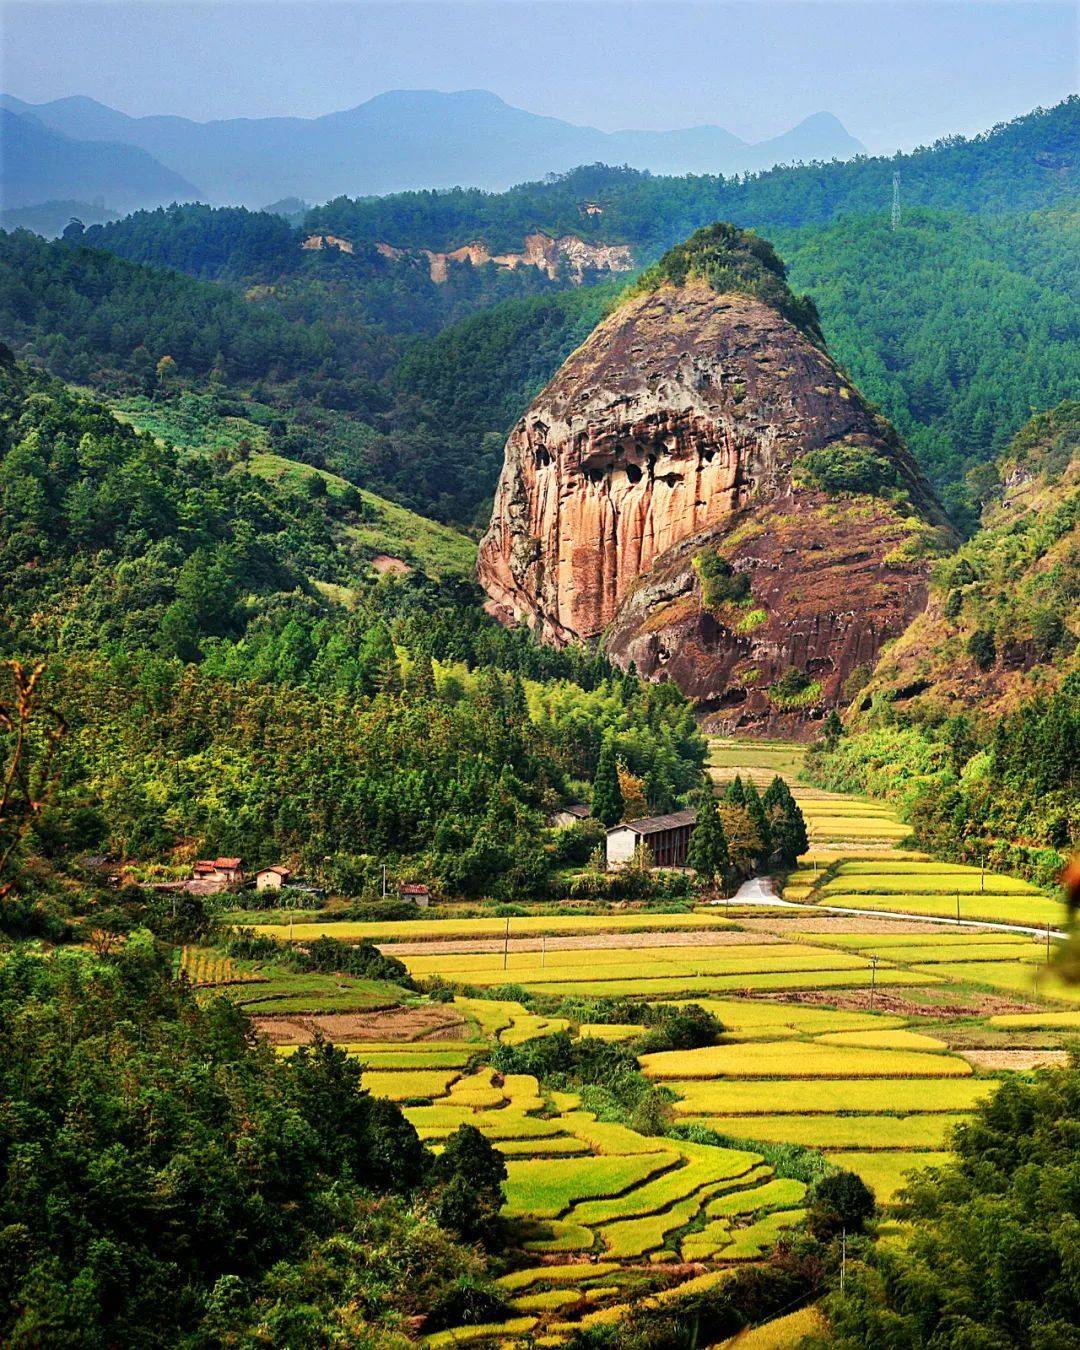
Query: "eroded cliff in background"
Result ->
[[375, 232, 634, 284], [478, 233, 953, 736]]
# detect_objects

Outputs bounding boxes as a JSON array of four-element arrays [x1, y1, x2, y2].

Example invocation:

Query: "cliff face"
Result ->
[[375, 232, 634, 284], [478, 278, 952, 736]]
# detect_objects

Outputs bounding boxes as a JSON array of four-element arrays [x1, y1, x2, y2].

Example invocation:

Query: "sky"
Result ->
[[2, 1, 1076, 152]]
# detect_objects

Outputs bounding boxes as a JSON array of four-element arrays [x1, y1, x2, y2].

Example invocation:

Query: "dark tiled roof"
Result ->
[[609, 809, 697, 836], [562, 804, 591, 817]]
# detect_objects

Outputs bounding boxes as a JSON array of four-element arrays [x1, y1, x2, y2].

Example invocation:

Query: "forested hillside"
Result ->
[[777, 205, 1079, 501], [306, 99, 1078, 251], [0, 355, 706, 909], [806, 405, 1079, 887]]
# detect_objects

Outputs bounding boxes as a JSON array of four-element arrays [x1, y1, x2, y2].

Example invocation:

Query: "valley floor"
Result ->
[[194, 738, 1074, 1346]]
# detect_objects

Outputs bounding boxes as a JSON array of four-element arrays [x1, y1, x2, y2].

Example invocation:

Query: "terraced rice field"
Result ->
[[244, 911, 741, 945], [217, 735, 1073, 1345], [176, 946, 265, 986]]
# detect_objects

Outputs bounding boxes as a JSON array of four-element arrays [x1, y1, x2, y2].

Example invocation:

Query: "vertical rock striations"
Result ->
[[478, 226, 953, 735]]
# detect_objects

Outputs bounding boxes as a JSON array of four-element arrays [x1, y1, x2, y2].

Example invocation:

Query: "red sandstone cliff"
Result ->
[[478, 275, 953, 736]]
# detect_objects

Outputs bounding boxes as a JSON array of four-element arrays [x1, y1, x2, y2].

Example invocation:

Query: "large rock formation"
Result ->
[[478, 227, 953, 735]]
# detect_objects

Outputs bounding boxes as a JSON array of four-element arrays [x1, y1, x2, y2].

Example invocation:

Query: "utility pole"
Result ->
[[980, 851, 986, 893], [891, 171, 901, 231], [381, 865, 386, 899], [541, 933, 547, 968], [869, 955, 878, 1011], [840, 1227, 847, 1295]]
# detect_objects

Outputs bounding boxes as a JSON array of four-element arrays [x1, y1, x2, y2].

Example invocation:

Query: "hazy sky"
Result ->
[[3, 1, 1076, 151]]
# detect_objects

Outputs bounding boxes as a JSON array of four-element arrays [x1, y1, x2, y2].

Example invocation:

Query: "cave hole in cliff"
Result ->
[[625, 463, 643, 484], [699, 448, 716, 463], [658, 472, 683, 488], [534, 448, 552, 469], [584, 466, 605, 485]]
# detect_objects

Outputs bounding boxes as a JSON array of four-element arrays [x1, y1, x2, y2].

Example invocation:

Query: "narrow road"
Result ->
[[720, 875, 1068, 942]]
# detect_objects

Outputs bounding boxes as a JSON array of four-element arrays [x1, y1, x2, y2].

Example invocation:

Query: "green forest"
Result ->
[[0, 354, 706, 916]]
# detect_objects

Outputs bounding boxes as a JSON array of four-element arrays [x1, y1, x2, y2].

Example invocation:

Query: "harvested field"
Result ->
[[383, 929, 780, 957], [751, 987, 1039, 1018], [958, 1048, 1071, 1070], [739, 916, 961, 936], [251, 1005, 468, 1044]]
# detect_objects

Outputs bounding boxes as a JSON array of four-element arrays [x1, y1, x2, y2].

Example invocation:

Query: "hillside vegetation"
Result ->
[[0, 355, 706, 913], [805, 406, 1080, 888]]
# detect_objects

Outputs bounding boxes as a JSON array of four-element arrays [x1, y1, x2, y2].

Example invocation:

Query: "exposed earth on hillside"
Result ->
[[252, 1005, 469, 1044], [479, 273, 952, 736]]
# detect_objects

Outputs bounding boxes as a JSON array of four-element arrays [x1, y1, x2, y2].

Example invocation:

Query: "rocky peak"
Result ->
[[478, 224, 952, 736]]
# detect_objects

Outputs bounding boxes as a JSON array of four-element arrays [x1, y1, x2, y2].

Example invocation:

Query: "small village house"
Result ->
[[605, 809, 697, 869], [548, 803, 591, 828], [399, 882, 431, 908], [189, 857, 245, 892], [255, 865, 292, 892]]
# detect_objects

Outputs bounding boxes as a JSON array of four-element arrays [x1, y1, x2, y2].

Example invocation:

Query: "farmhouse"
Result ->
[[192, 857, 245, 889], [255, 865, 292, 892], [399, 882, 431, 907], [548, 803, 591, 828], [605, 809, 697, 869]]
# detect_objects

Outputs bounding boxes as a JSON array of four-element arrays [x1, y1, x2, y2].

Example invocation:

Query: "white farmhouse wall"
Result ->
[[606, 827, 638, 868]]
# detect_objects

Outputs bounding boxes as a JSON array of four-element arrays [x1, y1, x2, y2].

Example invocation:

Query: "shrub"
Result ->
[[635, 1002, 723, 1054], [808, 1169, 876, 1239], [695, 551, 751, 608], [966, 628, 996, 671], [795, 443, 901, 497]]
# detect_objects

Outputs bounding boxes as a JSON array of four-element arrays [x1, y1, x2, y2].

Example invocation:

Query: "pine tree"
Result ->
[[762, 776, 809, 865], [784, 795, 809, 860], [762, 774, 787, 813], [725, 774, 746, 806], [591, 740, 625, 826], [687, 795, 729, 888], [744, 779, 772, 863]]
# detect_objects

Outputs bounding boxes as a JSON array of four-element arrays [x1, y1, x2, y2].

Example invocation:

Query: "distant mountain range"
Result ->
[[0, 108, 198, 212], [0, 89, 865, 211]]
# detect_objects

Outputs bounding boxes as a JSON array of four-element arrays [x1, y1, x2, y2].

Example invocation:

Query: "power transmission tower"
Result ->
[[891, 171, 901, 230]]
